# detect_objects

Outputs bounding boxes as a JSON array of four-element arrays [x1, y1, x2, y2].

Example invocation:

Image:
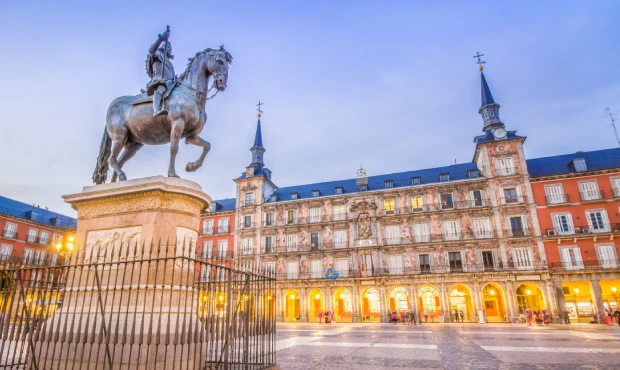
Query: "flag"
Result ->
[[356, 250, 361, 277], [370, 252, 375, 276]]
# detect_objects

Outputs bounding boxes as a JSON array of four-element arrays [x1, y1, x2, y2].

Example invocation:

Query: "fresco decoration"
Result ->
[[299, 230, 309, 250], [321, 226, 333, 248], [464, 247, 476, 268], [403, 249, 416, 272], [322, 200, 330, 221], [357, 212, 373, 239], [430, 215, 442, 241], [276, 205, 285, 224], [455, 185, 468, 205], [432, 246, 445, 269], [276, 230, 285, 251], [299, 256, 309, 277], [400, 219, 413, 242], [84, 226, 142, 264], [298, 202, 308, 220], [276, 258, 285, 275], [323, 255, 334, 273], [460, 213, 473, 239], [397, 192, 407, 210], [425, 188, 439, 211]]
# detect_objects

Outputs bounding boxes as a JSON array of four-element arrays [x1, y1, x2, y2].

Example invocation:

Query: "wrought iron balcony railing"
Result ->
[[580, 189, 606, 202], [503, 228, 533, 237], [544, 223, 619, 237], [551, 259, 620, 270], [2, 230, 17, 239], [545, 194, 570, 205], [201, 227, 214, 235]]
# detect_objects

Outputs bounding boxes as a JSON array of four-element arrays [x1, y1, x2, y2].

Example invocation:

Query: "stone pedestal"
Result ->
[[34, 177, 211, 369]]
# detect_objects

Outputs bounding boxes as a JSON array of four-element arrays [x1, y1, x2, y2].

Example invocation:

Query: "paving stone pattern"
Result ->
[[275, 323, 620, 370]]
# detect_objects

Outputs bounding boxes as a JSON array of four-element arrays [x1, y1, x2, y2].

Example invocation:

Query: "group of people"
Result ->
[[604, 308, 620, 326], [317, 311, 334, 324], [389, 311, 419, 324], [453, 308, 465, 322], [522, 308, 552, 326]]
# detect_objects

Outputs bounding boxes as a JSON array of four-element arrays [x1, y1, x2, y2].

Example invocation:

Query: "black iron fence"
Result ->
[[0, 241, 276, 369]]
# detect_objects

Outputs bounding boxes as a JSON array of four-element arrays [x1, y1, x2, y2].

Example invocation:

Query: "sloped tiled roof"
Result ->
[[211, 198, 236, 212], [526, 147, 620, 177], [0, 196, 77, 229]]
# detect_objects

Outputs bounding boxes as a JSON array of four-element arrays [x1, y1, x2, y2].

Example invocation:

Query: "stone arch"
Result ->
[[389, 286, 410, 313], [417, 285, 441, 321], [285, 289, 301, 322], [308, 288, 326, 322], [448, 283, 475, 322], [361, 287, 381, 322], [515, 282, 547, 315], [333, 287, 353, 323], [480, 283, 507, 322]]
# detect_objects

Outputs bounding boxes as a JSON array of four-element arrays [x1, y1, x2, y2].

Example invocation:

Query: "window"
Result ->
[[263, 236, 275, 253], [503, 188, 520, 204], [218, 218, 229, 233], [309, 207, 322, 223], [203, 219, 214, 234], [335, 258, 348, 277], [23, 248, 34, 264], [286, 210, 297, 224], [439, 173, 450, 182], [612, 178, 620, 197], [310, 233, 320, 248], [552, 213, 574, 235], [471, 190, 484, 207], [39, 231, 49, 245], [579, 181, 600, 201], [49, 253, 58, 267], [559, 246, 582, 269], [202, 241, 213, 258], [360, 184, 368, 191], [312, 190, 320, 197], [241, 238, 253, 255], [34, 250, 46, 265], [333, 230, 347, 249], [244, 192, 254, 206], [545, 184, 566, 204], [384, 180, 394, 189], [481, 250, 496, 269], [285, 234, 298, 252], [468, 170, 479, 179], [333, 205, 346, 221], [496, 157, 516, 176], [512, 248, 533, 269], [243, 215, 253, 229], [411, 177, 421, 185], [595, 245, 618, 268], [3, 223, 17, 238], [384, 225, 400, 245], [0, 244, 12, 260], [418, 254, 431, 272], [586, 210, 610, 232], [218, 240, 228, 257], [270, 194, 278, 202], [472, 218, 493, 238], [210, 203, 217, 212], [411, 196, 424, 212], [442, 220, 460, 241], [335, 187, 344, 195], [264, 213, 274, 226], [26, 228, 38, 243], [387, 255, 404, 275], [286, 261, 299, 279], [52, 234, 62, 246], [440, 193, 454, 209], [573, 158, 587, 172], [290, 192, 299, 200], [310, 260, 323, 278], [413, 223, 430, 243], [383, 199, 395, 215], [448, 252, 463, 270], [509, 216, 524, 236]]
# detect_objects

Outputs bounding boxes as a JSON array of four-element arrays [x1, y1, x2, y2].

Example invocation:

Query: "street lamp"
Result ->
[[55, 236, 74, 265]]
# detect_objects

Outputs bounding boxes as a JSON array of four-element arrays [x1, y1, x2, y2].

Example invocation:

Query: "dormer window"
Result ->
[[270, 194, 278, 202], [312, 190, 321, 197], [335, 187, 344, 195], [384, 180, 394, 189], [439, 173, 450, 182], [210, 203, 217, 212], [290, 192, 299, 200], [573, 158, 587, 172], [468, 170, 480, 179], [360, 184, 368, 192], [411, 177, 421, 185]]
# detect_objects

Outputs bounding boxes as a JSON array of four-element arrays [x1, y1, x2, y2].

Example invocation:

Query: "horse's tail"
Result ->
[[92, 127, 111, 184]]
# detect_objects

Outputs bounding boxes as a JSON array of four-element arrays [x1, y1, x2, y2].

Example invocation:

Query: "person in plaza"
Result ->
[[615, 309, 620, 326], [400, 311, 405, 324], [454, 308, 459, 322], [318, 311, 323, 324], [404, 311, 410, 324], [424, 312, 428, 323], [525, 308, 533, 325], [543, 309, 551, 326], [146, 26, 177, 117], [561, 308, 571, 324], [604, 310, 613, 326], [459, 309, 464, 322]]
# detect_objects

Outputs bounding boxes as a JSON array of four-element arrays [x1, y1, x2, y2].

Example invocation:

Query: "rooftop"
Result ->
[[0, 196, 77, 229], [527, 147, 620, 177]]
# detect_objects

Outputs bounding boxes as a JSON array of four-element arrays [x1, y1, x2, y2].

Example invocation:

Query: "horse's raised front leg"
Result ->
[[185, 135, 211, 172], [168, 119, 184, 178]]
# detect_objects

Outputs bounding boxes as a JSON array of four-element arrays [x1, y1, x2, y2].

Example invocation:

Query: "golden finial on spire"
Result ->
[[473, 51, 486, 71], [256, 101, 264, 118]]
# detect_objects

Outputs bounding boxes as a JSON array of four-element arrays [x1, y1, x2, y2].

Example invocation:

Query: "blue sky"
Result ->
[[1, 0, 619, 216]]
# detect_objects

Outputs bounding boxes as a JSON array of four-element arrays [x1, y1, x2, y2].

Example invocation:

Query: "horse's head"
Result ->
[[207, 45, 233, 91]]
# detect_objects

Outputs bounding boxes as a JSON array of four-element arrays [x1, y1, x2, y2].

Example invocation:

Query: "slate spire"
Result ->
[[480, 72, 496, 108], [250, 102, 266, 166], [477, 66, 504, 132], [253, 117, 263, 148]]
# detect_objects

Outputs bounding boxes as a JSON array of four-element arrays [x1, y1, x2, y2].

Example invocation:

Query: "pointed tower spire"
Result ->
[[250, 101, 266, 166], [473, 52, 504, 132]]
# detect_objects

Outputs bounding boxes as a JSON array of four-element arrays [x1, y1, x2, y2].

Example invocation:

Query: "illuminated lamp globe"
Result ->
[[490, 289, 495, 296], [574, 288, 579, 294], [290, 294, 295, 300], [526, 290, 531, 295], [612, 286, 617, 293], [315, 293, 320, 300]]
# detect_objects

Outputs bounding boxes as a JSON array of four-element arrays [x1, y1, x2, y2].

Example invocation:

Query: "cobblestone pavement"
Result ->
[[275, 322, 620, 369]]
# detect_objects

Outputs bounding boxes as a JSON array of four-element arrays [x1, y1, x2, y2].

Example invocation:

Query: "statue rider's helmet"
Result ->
[[159, 41, 174, 60]]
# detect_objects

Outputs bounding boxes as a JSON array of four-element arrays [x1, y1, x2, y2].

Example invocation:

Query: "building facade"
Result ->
[[198, 198, 236, 261], [0, 196, 76, 265], [529, 150, 620, 323]]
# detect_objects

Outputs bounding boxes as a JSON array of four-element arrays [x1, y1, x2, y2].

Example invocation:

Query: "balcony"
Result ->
[[579, 189, 606, 202], [240, 246, 254, 256], [26, 234, 38, 243], [501, 196, 523, 205], [201, 251, 235, 260], [504, 228, 533, 237], [261, 244, 277, 254], [331, 213, 348, 222], [551, 259, 619, 270], [497, 167, 518, 177], [545, 194, 570, 205], [239, 222, 255, 230], [201, 227, 214, 235], [38, 236, 50, 245], [614, 188, 620, 198], [216, 226, 230, 233], [2, 230, 17, 239], [242, 199, 255, 207], [545, 223, 618, 237], [380, 200, 491, 218]]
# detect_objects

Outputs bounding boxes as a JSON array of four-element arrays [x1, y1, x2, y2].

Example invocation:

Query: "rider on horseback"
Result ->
[[146, 27, 176, 117]]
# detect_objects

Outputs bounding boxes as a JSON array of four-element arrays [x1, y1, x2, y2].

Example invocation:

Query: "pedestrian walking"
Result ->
[[318, 311, 323, 324], [604, 311, 613, 326], [459, 309, 464, 322], [454, 308, 459, 323], [534, 309, 543, 326], [424, 312, 428, 323], [525, 308, 533, 326], [543, 309, 551, 325], [614, 309, 620, 326]]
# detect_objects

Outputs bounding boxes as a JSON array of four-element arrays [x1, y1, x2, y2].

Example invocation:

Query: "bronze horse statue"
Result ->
[[92, 46, 232, 184]]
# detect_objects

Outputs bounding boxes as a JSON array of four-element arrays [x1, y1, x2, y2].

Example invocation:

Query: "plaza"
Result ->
[[275, 322, 620, 369]]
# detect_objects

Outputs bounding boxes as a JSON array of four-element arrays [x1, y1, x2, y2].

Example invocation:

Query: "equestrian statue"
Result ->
[[92, 26, 232, 184]]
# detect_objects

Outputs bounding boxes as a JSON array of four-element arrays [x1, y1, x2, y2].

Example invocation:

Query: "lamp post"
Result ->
[[55, 236, 74, 265]]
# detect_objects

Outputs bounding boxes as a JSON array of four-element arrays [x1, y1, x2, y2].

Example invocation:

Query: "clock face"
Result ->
[[493, 128, 507, 139]]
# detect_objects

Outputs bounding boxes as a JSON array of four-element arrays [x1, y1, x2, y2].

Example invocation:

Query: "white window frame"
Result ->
[[559, 246, 583, 270], [501, 186, 522, 205], [333, 230, 347, 249], [242, 215, 253, 229], [23, 248, 34, 264], [285, 234, 298, 252], [244, 192, 255, 206], [286, 210, 298, 225], [441, 220, 460, 241], [202, 241, 213, 258], [595, 244, 618, 268], [203, 219, 214, 234], [470, 190, 485, 207], [335, 258, 348, 278], [506, 215, 526, 236], [52, 234, 63, 246], [579, 180, 600, 201], [440, 192, 455, 210], [585, 209, 610, 233], [4, 223, 17, 238], [478, 250, 498, 271], [411, 195, 424, 212], [545, 184, 566, 204], [26, 228, 38, 243], [413, 223, 430, 243], [387, 255, 404, 275], [218, 240, 228, 257], [0, 244, 12, 260], [310, 259, 323, 279], [552, 213, 574, 235], [39, 230, 50, 245], [611, 177, 620, 198], [263, 235, 275, 253], [495, 157, 516, 176], [241, 238, 253, 255], [309, 207, 322, 223], [332, 205, 346, 221], [264, 212, 275, 226], [512, 248, 533, 270], [49, 253, 58, 267], [218, 218, 229, 233], [472, 218, 493, 239], [384, 225, 401, 245], [34, 249, 46, 265], [286, 261, 299, 279]]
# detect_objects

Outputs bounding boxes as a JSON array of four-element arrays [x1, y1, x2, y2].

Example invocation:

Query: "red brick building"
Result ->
[[0, 196, 76, 265], [198, 198, 236, 261]]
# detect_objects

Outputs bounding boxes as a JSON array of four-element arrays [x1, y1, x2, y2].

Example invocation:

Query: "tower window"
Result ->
[[335, 187, 344, 195], [573, 158, 587, 172], [384, 180, 394, 189], [439, 173, 450, 182], [312, 190, 321, 197], [411, 177, 421, 185]]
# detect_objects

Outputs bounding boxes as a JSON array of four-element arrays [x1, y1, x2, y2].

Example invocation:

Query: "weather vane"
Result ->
[[473, 52, 486, 71], [256, 101, 264, 115]]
